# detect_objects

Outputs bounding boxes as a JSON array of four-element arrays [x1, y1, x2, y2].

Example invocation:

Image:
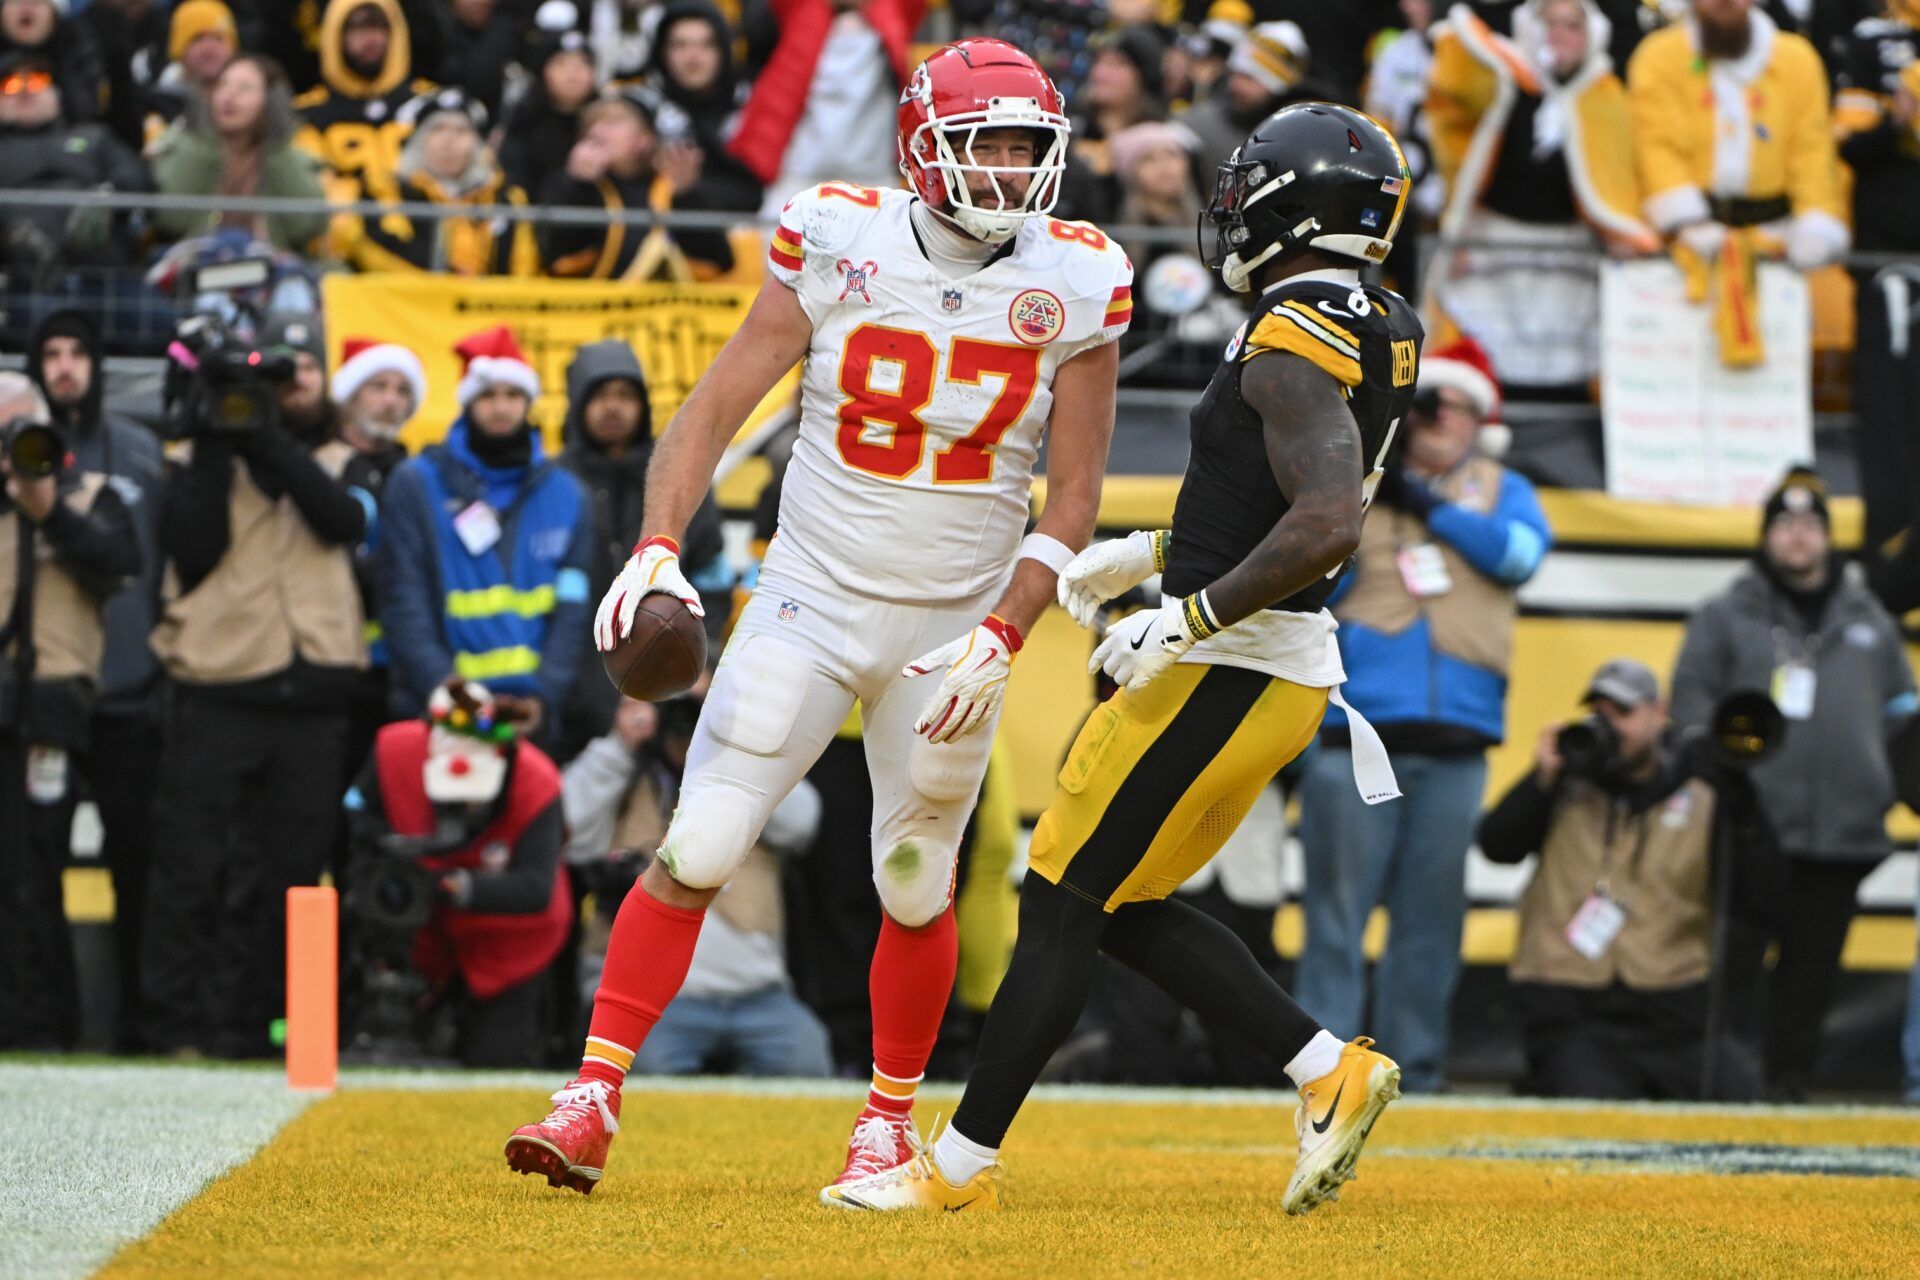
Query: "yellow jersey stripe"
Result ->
[[1244, 313, 1364, 387], [1281, 299, 1359, 350], [1267, 304, 1361, 359]]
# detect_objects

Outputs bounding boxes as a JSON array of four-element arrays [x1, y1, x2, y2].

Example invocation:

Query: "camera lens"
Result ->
[[373, 868, 419, 919], [6, 421, 63, 477]]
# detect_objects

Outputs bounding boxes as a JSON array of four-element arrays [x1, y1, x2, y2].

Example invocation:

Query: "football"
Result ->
[[602, 593, 708, 701]]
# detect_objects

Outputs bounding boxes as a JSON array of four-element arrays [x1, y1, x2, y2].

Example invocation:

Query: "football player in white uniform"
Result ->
[[504, 37, 1132, 1201]]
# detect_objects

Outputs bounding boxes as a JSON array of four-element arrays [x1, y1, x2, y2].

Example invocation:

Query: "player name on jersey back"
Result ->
[[766, 183, 1132, 603]]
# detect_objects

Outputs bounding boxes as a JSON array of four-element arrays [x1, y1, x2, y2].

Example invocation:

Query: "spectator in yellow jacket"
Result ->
[[1628, 0, 1848, 270], [340, 85, 537, 276], [1426, 0, 1654, 391]]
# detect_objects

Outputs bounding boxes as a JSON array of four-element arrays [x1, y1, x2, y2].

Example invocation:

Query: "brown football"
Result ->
[[602, 593, 708, 702]]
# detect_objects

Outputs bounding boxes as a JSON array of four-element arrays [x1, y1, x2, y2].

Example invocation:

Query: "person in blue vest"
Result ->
[[377, 324, 593, 755]]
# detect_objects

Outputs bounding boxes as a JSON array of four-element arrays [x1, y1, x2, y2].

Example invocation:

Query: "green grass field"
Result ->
[[8, 1064, 1911, 1280]]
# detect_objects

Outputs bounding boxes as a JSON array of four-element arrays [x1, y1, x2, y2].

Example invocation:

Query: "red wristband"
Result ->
[[635, 534, 680, 557], [982, 613, 1024, 654]]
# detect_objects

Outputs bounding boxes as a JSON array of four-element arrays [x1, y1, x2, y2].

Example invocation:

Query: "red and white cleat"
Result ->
[[504, 1079, 621, 1195], [820, 1107, 920, 1204]]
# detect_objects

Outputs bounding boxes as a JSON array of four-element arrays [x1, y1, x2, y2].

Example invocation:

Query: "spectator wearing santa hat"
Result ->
[[1294, 334, 1552, 1095], [330, 334, 425, 776], [375, 325, 593, 756]]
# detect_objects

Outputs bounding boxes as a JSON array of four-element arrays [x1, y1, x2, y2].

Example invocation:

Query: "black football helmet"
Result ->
[[1203, 102, 1411, 293]]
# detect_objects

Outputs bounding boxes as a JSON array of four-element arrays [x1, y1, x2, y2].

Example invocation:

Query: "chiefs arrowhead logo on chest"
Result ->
[[1008, 289, 1064, 346]]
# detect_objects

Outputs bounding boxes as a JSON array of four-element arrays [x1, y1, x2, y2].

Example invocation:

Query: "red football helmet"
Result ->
[[897, 39, 1069, 244]]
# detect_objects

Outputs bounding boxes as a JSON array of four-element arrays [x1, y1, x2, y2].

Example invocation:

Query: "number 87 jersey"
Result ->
[[766, 182, 1132, 603]]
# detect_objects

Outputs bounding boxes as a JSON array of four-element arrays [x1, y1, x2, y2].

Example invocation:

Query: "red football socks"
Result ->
[[868, 906, 958, 1087], [579, 884, 707, 1089]]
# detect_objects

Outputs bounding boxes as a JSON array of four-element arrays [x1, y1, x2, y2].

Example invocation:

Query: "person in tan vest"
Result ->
[[141, 345, 369, 1058], [0, 372, 138, 1050], [561, 677, 833, 1077], [1478, 658, 1774, 1100]]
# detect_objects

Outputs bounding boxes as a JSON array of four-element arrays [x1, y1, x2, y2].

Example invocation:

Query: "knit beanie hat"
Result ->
[[1226, 21, 1309, 97], [1762, 466, 1830, 531], [169, 0, 239, 61]]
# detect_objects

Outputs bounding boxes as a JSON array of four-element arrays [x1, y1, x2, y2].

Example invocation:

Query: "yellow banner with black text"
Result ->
[[319, 273, 796, 453]]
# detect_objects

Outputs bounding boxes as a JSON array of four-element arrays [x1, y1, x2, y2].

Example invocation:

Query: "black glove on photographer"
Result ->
[[1377, 465, 1440, 520], [234, 426, 366, 548]]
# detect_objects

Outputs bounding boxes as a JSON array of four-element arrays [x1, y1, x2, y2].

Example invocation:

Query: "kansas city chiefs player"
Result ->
[[504, 38, 1131, 1201]]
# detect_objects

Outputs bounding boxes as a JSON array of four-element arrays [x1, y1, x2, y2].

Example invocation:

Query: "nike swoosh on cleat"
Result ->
[[1311, 1079, 1346, 1134], [945, 1194, 982, 1213]]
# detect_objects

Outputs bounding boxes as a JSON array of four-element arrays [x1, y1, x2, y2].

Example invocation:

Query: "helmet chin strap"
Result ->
[[927, 197, 1021, 246], [1221, 240, 1284, 293]]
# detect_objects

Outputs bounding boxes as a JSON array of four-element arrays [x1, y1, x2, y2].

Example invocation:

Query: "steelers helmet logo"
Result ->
[[1008, 289, 1065, 345]]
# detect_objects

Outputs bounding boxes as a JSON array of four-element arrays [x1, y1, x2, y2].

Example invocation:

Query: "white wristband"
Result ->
[[1019, 532, 1076, 576]]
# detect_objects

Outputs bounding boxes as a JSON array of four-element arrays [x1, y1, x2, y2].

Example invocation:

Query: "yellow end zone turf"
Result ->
[[100, 1088, 1920, 1279]]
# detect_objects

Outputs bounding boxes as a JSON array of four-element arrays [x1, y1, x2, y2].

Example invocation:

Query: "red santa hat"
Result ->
[[331, 337, 427, 409], [454, 325, 541, 407], [1417, 336, 1509, 457]]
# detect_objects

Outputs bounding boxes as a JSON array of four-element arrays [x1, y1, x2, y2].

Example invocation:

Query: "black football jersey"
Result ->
[[1838, 16, 1920, 102], [1162, 274, 1424, 615]]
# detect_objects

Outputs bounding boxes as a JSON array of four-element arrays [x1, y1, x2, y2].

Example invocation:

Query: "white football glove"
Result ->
[[1091, 593, 1220, 692], [594, 535, 705, 652], [1057, 529, 1170, 629], [901, 614, 1023, 744]]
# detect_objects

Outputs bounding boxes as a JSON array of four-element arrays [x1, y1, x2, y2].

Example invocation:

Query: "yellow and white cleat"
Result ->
[[1281, 1036, 1401, 1216], [819, 1139, 1002, 1214]]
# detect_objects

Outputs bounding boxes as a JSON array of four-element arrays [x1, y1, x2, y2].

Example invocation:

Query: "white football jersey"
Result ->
[[765, 183, 1132, 603]]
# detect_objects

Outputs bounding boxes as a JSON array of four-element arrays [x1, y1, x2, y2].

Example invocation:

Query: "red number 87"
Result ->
[[836, 324, 1041, 485]]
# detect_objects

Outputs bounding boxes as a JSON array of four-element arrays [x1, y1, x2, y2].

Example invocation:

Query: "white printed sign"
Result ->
[[1599, 260, 1813, 507]]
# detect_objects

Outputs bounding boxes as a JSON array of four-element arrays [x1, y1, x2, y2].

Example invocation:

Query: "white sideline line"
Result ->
[[0, 1064, 314, 1280]]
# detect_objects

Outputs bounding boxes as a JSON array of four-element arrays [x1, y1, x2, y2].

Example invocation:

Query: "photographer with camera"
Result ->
[[0, 372, 138, 1051], [562, 675, 832, 1078], [1670, 466, 1919, 1101], [1478, 659, 1778, 1100], [346, 679, 570, 1067], [26, 306, 166, 1052], [141, 317, 369, 1058]]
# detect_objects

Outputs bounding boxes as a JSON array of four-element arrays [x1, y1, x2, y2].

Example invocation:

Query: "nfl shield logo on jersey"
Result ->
[[1008, 289, 1065, 346], [942, 287, 963, 313], [778, 599, 800, 623], [836, 259, 877, 304]]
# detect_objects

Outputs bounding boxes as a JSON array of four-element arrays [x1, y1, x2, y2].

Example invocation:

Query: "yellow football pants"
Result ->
[[1028, 662, 1327, 911]]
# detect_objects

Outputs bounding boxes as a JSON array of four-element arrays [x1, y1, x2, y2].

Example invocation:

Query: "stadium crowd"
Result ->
[[2, 0, 1919, 1104]]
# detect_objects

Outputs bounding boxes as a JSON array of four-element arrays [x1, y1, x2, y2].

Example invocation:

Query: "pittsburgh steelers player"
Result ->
[[825, 102, 1424, 1217]]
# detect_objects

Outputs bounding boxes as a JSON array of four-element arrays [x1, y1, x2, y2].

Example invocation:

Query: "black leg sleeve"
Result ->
[[1098, 895, 1322, 1074], [950, 874, 1110, 1148]]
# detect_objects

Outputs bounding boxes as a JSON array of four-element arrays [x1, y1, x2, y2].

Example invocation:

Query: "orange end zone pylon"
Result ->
[[287, 886, 338, 1092]]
